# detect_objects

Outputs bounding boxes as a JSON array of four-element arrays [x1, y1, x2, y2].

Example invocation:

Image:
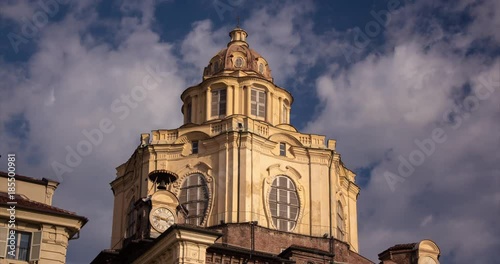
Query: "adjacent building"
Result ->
[[0, 171, 87, 263]]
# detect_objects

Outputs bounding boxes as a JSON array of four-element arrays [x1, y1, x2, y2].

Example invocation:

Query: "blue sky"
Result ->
[[0, 1, 499, 263]]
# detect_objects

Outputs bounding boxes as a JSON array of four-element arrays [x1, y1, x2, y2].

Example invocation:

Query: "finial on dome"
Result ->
[[228, 25, 248, 47]]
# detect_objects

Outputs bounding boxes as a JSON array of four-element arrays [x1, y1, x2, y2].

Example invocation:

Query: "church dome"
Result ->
[[203, 27, 273, 82]]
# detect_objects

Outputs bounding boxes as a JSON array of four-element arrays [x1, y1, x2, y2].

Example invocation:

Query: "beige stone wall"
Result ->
[[109, 28, 361, 252], [0, 176, 58, 205], [0, 210, 83, 263], [181, 77, 293, 126], [110, 115, 361, 252], [0, 222, 74, 264]]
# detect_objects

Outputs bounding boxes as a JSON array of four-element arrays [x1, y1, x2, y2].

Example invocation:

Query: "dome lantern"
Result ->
[[203, 27, 273, 81], [228, 27, 248, 47]]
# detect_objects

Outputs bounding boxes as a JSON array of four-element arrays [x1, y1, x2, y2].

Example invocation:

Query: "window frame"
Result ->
[[235, 57, 244, 68], [211, 89, 227, 118], [282, 103, 288, 123], [126, 199, 136, 238], [192, 140, 199, 154], [179, 174, 209, 226], [5, 231, 31, 261], [337, 201, 345, 241], [269, 176, 300, 232], [251, 88, 266, 119], [279, 143, 286, 156]]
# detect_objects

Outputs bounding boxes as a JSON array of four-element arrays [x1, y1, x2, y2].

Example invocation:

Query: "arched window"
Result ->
[[269, 176, 299, 231], [282, 99, 289, 124], [337, 201, 345, 241], [179, 174, 209, 225], [126, 199, 136, 238], [251, 88, 266, 118]]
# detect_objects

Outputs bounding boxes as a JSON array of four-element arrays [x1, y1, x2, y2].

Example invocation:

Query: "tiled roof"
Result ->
[[387, 243, 417, 251], [0, 171, 59, 185], [378, 243, 417, 258], [279, 244, 334, 257], [0, 192, 87, 223]]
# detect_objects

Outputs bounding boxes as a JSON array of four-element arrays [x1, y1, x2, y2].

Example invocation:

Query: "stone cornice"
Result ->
[[0, 207, 87, 235]]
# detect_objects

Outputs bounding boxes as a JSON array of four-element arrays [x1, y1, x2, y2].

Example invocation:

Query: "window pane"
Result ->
[[290, 207, 298, 219], [251, 103, 257, 115], [279, 177, 287, 187], [192, 141, 198, 154], [7, 232, 31, 261], [278, 219, 288, 231], [211, 94, 218, 116], [278, 205, 288, 217], [270, 188, 277, 202], [258, 107, 265, 117], [19, 233, 30, 261], [219, 101, 226, 115], [220, 89, 226, 100], [270, 205, 277, 216], [259, 91, 265, 101], [278, 189, 287, 202], [290, 193, 298, 205]]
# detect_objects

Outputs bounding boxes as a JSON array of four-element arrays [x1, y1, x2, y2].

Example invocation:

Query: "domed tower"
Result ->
[[108, 27, 361, 256], [180, 27, 292, 126]]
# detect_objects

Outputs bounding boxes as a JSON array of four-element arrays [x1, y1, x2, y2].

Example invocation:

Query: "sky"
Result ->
[[0, 0, 499, 263]]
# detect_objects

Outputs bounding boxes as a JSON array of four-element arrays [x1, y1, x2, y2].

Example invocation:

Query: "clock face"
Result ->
[[150, 207, 175, 232], [420, 256, 437, 264]]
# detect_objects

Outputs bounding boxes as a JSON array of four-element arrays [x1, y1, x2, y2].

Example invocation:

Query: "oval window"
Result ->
[[259, 63, 264, 74], [179, 174, 209, 225], [235, 57, 243, 68], [269, 176, 299, 231]]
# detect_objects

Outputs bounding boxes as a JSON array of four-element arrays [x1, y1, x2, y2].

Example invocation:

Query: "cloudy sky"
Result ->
[[0, 0, 499, 263]]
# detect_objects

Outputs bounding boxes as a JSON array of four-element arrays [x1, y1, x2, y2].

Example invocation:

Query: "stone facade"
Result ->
[[109, 26, 360, 254], [0, 172, 87, 263], [92, 26, 441, 264]]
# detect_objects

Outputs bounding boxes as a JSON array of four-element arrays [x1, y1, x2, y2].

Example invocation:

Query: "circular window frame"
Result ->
[[258, 63, 264, 74], [235, 57, 244, 68]]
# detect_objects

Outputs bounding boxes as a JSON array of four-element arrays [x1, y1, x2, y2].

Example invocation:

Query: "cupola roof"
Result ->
[[203, 27, 273, 82]]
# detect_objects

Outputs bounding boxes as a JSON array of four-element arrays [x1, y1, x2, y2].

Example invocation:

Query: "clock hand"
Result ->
[[157, 215, 173, 222]]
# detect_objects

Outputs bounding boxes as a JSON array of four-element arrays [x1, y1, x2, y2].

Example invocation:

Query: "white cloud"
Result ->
[[306, 1, 500, 263], [1, 1, 499, 263], [0, 0, 36, 23], [0, 2, 185, 262]]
